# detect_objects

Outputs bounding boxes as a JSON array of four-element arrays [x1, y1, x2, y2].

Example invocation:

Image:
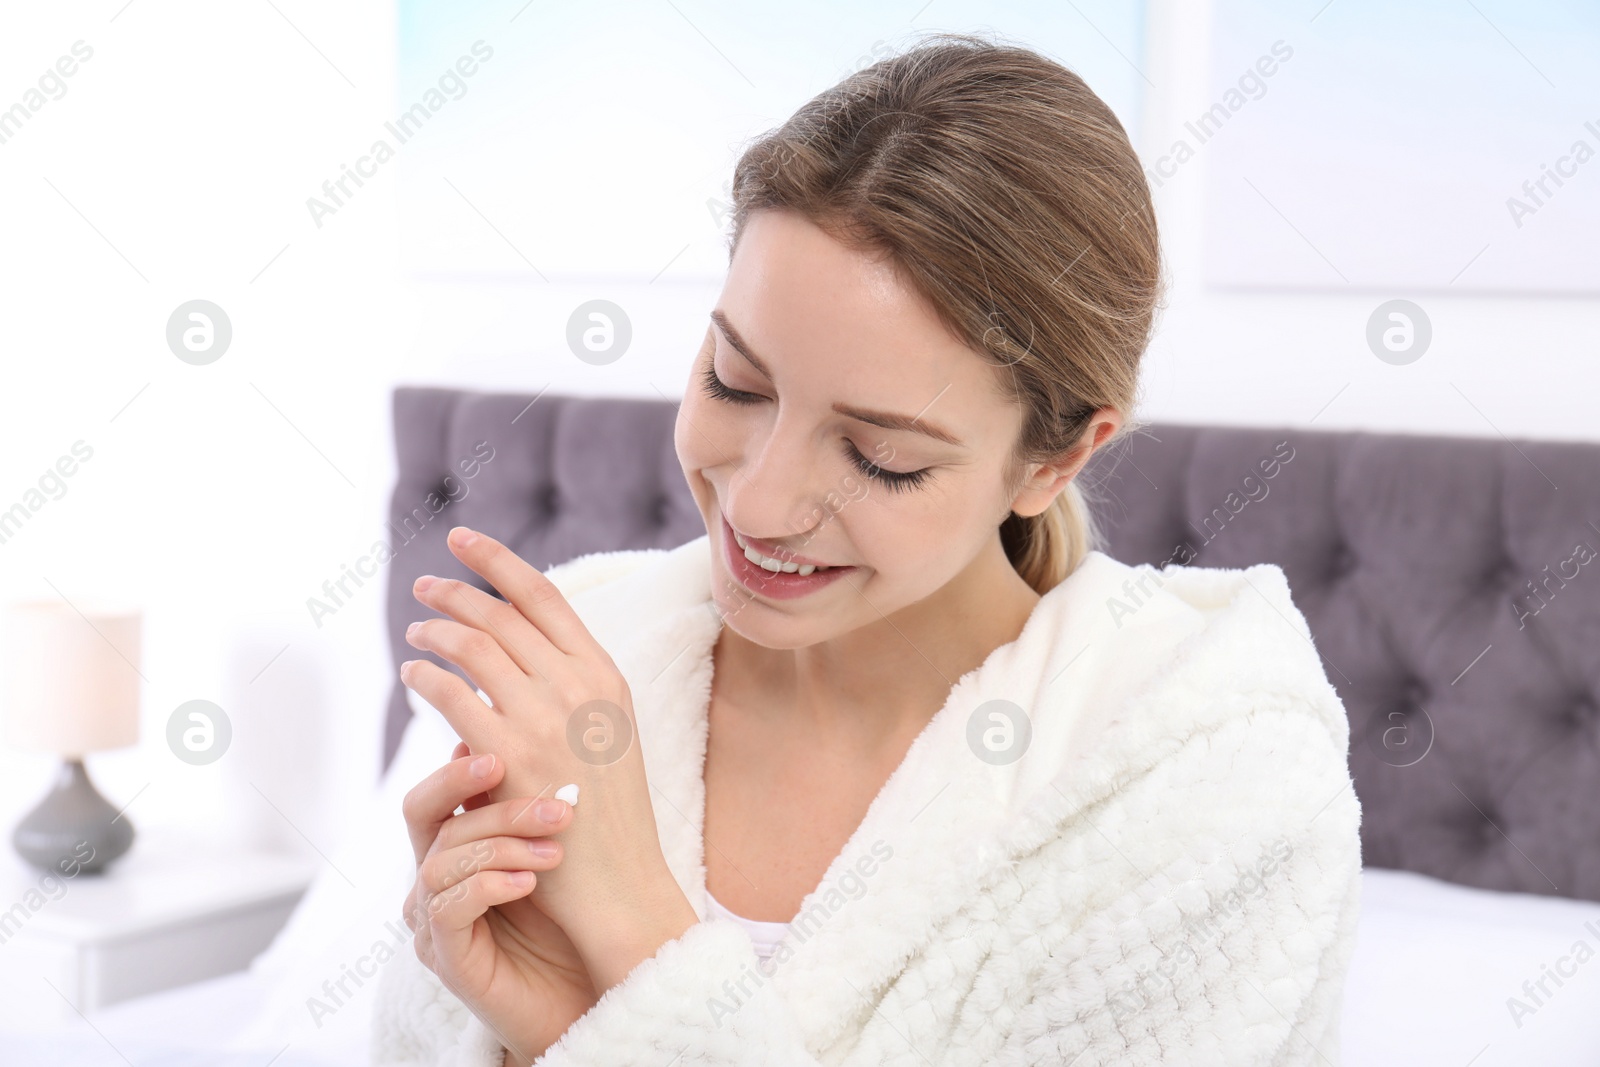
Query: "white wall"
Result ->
[[1140, 0, 1597, 442], [0, 0, 410, 859], [0, 0, 1592, 873]]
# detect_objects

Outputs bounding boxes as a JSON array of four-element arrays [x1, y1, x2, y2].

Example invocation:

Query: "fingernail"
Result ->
[[450, 526, 478, 548], [536, 799, 566, 824], [509, 870, 534, 886], [415, 575, 438, 593], [469, 754, 495, 778], [406, 621, 421, 637], [528, 840, 559, 858]]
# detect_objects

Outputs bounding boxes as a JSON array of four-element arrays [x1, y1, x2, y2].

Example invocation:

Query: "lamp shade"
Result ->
[[2, 601, 141, 756]]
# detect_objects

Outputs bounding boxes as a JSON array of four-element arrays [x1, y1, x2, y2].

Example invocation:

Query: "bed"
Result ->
[[9, 387, 1598, 1065]]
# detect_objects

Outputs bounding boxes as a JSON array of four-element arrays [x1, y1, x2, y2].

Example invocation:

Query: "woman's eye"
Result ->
[[846, 442, 932, 493], [702, 360, 932, 492], [700, 362, 763, 405]]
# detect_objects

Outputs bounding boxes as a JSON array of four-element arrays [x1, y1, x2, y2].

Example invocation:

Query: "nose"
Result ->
[[720, 415, 831, 549]]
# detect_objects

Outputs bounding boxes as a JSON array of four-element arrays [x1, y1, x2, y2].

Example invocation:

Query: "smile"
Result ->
[[719, 516, 856, 599]]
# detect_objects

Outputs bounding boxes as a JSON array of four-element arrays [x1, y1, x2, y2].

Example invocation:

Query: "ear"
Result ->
[[1008, 407, 1122, 519]]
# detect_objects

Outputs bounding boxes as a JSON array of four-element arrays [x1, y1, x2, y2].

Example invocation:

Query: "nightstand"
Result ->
[[0, 827, 317, 1027]]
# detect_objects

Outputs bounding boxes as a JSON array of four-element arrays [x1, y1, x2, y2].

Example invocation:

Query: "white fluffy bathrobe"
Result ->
[[371, 533, 1363, 1066]]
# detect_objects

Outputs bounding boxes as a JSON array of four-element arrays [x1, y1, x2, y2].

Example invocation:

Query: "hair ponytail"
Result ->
[[1002, 480, 1103, 596]]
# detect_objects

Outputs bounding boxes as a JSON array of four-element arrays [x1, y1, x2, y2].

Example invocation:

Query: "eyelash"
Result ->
[[699, 362, 933, 493]]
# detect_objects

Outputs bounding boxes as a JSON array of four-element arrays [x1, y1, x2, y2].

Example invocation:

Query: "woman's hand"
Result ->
[[402, 742, 597, 1066], [400, 526, 700, 993]]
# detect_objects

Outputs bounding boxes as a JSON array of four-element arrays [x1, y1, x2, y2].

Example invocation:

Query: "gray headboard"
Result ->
[[385, 385, 1600, 905]]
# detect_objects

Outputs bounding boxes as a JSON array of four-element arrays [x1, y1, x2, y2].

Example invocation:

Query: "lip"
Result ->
[[726, 521, 838, 569], [720, 516, 856, 600]]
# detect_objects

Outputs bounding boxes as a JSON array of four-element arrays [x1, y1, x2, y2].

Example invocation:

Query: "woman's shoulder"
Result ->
[[1072, 548, 1301, 628], [1057, 549, 1348, 758], [1080, 548, 1321, 674], [1024, 552, 1361, 900]]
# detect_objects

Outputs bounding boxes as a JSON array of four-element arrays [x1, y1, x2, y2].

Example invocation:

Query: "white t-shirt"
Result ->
[[704, 889, 792, 965]]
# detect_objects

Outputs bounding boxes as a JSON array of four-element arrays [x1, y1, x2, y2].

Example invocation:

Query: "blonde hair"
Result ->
[[724, 31, 1163, 595]]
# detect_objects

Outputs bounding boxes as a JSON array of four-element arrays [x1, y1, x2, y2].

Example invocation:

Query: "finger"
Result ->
[[405, 616, 530, 717], [446, 526, 605, 659], [426, 869, 537, 963], [403, 881, 422, 933], [445, 743, 495, 812], [401, 752, 506, 863], [400, 658, 495, 744], [413, 575, 551, 680], [420, 835, 563, 896], [432, 793, 573, 853]]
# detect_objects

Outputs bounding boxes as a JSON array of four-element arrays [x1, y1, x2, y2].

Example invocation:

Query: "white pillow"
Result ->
[[1341, 867, 1600, 1066]]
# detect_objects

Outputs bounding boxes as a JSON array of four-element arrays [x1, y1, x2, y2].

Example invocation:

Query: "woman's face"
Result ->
[[675, 207, 1081, 649]]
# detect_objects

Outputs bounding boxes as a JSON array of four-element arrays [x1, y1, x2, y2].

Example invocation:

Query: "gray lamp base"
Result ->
[[11, 759, 134, 875]]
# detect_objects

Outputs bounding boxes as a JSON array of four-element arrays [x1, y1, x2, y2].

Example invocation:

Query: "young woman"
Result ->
[[373, 32, 1362, 1067]]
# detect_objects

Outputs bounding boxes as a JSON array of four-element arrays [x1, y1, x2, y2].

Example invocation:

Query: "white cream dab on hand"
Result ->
[[554, 783, 579, 807]]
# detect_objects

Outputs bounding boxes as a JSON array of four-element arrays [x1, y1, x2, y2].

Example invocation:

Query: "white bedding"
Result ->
[[5, 692, 1597, 1066], [1340, 866, 1600, 1065]]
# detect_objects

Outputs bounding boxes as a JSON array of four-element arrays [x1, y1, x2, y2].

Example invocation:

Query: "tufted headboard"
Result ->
[[384, 386, 1600, 904]]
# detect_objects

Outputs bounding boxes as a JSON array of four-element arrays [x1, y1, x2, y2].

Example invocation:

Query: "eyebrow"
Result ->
[[709, 310, 965, 447]]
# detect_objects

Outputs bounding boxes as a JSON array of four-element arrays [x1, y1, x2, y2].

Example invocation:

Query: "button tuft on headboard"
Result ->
[[1562, 694, 1598, 733]]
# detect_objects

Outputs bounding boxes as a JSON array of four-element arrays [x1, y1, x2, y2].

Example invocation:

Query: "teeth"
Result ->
[[734, 531, 828, 576]]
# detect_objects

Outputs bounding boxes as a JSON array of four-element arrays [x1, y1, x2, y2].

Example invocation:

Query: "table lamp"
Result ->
[[2, 600, 141, 874]]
